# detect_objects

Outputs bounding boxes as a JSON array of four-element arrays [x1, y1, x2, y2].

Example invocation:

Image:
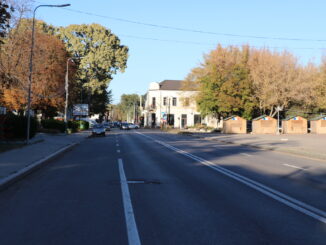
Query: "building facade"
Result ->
[[143, 80, 217, 128]]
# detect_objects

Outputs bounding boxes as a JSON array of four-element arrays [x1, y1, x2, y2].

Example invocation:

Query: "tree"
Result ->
[[0, 27, 70, 117], [186, 45, 257, 119], [249, 48, 301, 117], [0, 1, 13, 42], [57, 24, 128, 114], [116, 94, 140, 121], [316, 57, 326, 110]]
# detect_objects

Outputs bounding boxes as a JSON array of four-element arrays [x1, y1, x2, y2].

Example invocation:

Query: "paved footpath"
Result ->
[[0, 131, 89, 185], [188, 132, 326, 161]]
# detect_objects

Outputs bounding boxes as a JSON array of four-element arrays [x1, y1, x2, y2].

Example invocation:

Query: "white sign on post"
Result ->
[[73, 104, 89, 116]]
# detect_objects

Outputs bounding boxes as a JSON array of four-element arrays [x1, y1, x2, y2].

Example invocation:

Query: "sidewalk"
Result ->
[[0, 131, 90, 189], [190, 132, 326, 161]]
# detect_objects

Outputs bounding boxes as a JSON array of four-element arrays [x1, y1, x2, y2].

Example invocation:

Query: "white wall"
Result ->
[[144, 85, 201, 128]]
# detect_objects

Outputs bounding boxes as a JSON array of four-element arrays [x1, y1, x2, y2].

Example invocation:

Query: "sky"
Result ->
[[31, 0, 326, 103]]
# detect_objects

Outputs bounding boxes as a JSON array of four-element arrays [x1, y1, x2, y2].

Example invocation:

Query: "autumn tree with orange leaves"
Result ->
[[0, 25, 71, 117]]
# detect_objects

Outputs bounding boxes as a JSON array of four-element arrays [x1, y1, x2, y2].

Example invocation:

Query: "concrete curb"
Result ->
[[192, 135, 326, 162], [0, 142, 78, 192]]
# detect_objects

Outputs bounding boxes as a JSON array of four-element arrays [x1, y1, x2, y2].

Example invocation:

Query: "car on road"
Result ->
[[120, 123, 130, 130], [102, 122, 111, 131], [92, 124, 106, 136], [128, 123, 139, 129]]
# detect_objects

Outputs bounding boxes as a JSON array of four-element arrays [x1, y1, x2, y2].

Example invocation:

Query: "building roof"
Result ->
[[310, 115, 326, 121], [252, 115, 276, 121], [283, 115, 306, 121], [159, 80, 198, 91], [224, 115, 244, 121]]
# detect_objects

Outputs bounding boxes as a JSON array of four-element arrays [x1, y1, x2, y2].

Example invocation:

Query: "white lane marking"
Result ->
[[116, 144, 120, 147], [118, 159, 142, 245], [135, 132, 326, 224], [117, 150, 121, 153], [241, 153, 252, 157], [282, 163, 306, 171], [127, 181, 146, 184]]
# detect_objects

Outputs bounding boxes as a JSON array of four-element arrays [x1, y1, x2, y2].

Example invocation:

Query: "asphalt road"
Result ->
[[0, 129, 325, 245]]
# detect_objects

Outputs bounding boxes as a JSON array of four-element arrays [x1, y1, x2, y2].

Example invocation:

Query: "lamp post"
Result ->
[[26, 3, 70, 144], [64, 58, 73, 126]]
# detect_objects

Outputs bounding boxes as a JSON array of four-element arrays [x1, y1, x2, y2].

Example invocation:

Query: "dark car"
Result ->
[[120, 123, 130, 130]]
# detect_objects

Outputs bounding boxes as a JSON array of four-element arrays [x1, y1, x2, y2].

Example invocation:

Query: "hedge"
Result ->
[[41, 119, 66, 133], [77, 120, 89, 130], [67, 120, 79, 133], [0, 114, 37, 140]]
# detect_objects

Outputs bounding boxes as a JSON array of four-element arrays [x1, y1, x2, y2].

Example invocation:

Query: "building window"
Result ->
[[152, 97, 156, 108], [194, 114, 201, 125], [172, 97, 177, 106], [163, 97, 167, 106], [184, 98, 190, 106]]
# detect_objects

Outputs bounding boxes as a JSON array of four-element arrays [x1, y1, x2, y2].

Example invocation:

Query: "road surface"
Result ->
[[0, 129, 325, 245]]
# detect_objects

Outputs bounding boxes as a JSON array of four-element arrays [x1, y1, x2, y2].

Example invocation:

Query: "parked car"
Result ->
[[102, 122, 111, 131], [120, 123, 130, 130], [128, 123, 139, 129], [92, 124, 106, 136]]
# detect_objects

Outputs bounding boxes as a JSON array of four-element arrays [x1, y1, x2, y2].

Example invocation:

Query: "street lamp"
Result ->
[[26, 3, 70, 144], [64, 58, 73, 125]]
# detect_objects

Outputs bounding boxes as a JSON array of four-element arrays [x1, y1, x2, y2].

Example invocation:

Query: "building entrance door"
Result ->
[[181, 114, 187, 128], [151, 113, 156, 128]]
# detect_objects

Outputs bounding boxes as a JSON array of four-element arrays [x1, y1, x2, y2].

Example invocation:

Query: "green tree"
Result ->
[[57, 24, 128, 114], [186, 45, 257, 119], [116, 94, 140, 121]]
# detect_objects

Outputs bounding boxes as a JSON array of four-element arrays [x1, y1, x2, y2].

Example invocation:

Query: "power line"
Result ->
[[58, 7, 326, 43], [119, 34, 326, 50], [31, 1, 326, 49]]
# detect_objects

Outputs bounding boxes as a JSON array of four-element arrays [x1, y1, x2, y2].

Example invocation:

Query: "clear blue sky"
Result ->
[[32, 0, 326, 103]]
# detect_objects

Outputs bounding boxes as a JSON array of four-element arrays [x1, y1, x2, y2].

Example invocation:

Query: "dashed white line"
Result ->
[[116, 144, 120, 147], [282, 163, 306, 171], [117, 150, 121, 153], [118, 159, 141, 245]]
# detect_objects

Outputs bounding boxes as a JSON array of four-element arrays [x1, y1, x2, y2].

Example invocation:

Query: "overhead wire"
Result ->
[[31, 1, 326, 49]]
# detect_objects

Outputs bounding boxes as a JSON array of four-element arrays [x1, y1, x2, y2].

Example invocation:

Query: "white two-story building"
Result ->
[[143, 80, 218, 128]]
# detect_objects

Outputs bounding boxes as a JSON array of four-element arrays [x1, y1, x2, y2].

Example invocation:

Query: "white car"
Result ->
[[92, 124, 106, 136], [128, 123, 139, 129]]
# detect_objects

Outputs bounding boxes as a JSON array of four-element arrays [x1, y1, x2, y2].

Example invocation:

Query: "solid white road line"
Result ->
[[241, 153, 252, 157], [118, 159, 142, 245], [136, 132, 326, 224], [282, 163, 306, 171]]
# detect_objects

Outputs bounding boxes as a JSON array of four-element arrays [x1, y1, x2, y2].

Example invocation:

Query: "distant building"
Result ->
[[282, 116, 307, 134], [252, 115, 277, 134], [143, 80, 218, 128], [222, 115, 247, 134], [310, 115, 326, 134]]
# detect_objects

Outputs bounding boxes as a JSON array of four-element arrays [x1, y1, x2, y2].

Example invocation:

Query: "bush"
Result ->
[[67, 120, 79, 133], [41, 119, 66, 133], [77, 120, 89, 130], [0, 114, 37, 140]]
